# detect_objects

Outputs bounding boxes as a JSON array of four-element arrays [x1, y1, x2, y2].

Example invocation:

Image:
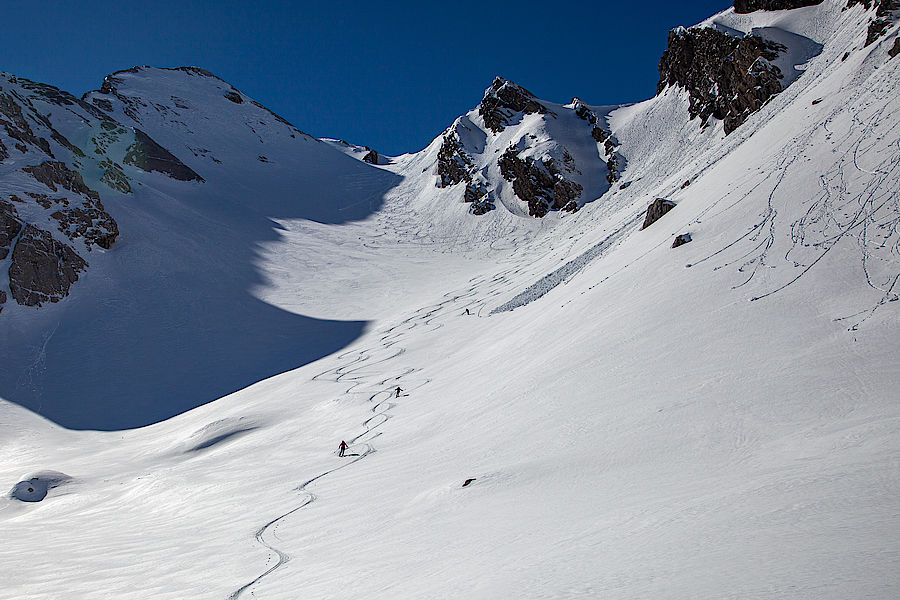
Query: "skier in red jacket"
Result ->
[[338, 440, 348, 457]]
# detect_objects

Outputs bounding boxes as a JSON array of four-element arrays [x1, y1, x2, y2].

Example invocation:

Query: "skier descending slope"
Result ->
[[338, 440, 348, 457]]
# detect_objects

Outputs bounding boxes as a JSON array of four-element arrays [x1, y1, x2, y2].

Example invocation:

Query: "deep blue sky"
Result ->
[[3, 1, 729, 155]]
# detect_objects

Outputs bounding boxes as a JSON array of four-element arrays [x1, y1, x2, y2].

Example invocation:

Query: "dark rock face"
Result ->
[[479, 77, 547, 133], [436, 134, 473, 187], [0, 92, 54, 157], [672, 233, 693, 247], [573, 98, 612, 144], [642, 198, 677, 229], [21, 161, 120, 249], [51, 207, 119, 250], [124, 128, 204, 182], [499, 148, 582, 217], [734, 0, 824, 12], [224, 90, 243, 104], [463, 181, 495, 214], [8, 224, 87, 306], [0, 199, 23, 260], [572, 98, 621, 184], [22, 161, 100, 200], [847, 0, 900, 45], [658, 27, 786, 134], [890, 37, 900, 58], [0, 137, 7, 162], [362, 148, 379, 164], [90, 97, 114, 112]]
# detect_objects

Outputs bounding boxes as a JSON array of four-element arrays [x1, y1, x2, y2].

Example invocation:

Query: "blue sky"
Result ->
[[3, 1, 729, 155]]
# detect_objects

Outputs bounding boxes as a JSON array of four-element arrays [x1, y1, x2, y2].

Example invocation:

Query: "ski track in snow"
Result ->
[[227, 275, 505, 598]]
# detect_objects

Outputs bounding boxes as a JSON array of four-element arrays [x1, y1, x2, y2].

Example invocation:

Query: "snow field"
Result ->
[[2, 2, 900, 598]]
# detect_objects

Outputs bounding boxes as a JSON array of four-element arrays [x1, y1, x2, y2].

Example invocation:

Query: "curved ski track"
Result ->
[[227, 272, 518, 598]]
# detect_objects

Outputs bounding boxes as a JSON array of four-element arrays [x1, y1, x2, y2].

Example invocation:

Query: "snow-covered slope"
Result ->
[[0, 67, 409, 430], [2, 1, 899, 598]]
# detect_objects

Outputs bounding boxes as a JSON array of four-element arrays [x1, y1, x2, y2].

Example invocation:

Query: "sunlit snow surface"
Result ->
[[2, 2, 900, 598]]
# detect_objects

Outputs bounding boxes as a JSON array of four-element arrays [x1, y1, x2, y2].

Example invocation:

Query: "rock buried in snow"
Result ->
[[642, 198, 677, 229], [672, 233, 693, 248], [462, 478, 477, 488], [890, 38, 900, 59], [10, 471, 72, 502]]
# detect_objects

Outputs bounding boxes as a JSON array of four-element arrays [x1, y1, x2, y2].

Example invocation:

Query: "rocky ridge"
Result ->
[[478, 77, 547, 133], [432, 78, 619, 218], [658, 27, 787, 134], [0, 69, 211, 311], [734, 0, 825, 11], [846, 0, 900, 45]]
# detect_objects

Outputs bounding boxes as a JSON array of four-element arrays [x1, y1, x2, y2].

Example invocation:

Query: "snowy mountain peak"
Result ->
[[478, 76, 548, 133]]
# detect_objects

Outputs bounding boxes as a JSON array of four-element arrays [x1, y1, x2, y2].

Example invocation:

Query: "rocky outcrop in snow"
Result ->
[[437, 133, 473, 188], [0, 91, 53, 157], [498, 147, 581, 217], [658, 27, 786, 134], [22, 161, 119, 249], [479, 77, 547, 133], [890, 37, 900, 57], [124, 128, 204, 182], [734, 0, 824, 12], [672, 233, 692, 248], [429, 80, 618, 219], [642, 198, 676, 229], [8, 224, 86, 306], [847, 0, 900, 45]]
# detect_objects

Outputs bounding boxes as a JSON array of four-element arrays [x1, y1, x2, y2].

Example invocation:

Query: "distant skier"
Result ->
[[338, 440, 348, 457], [395, 386, 402, 398], [464, 308, 470, 315]]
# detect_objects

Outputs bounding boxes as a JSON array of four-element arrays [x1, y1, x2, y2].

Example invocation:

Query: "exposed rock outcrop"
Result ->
[[362, 148, 379, 164], [847, 0, 900, 46], [479, 77, 547, 133], [21, 161, 120, 249], [658, 27, 786, 134], [0, 92, 53, 157], [50, 206, 119, 250], [572, 98, 622, 184], [0, 199, 23, 260], [642, 198, 677, 229], [498, 148, 582, 217], [224, 90, 243, 104], [890, 37, 900, 57], [8, 224, 87, 306], [734, 0, 824, 12], [672, 233, 693, 248], [464, 182, 495, 215], [436, 133, 473, 188], [124, 128, 204, 182], [573, 98, 612, 144], [22, 161, 100, 200]]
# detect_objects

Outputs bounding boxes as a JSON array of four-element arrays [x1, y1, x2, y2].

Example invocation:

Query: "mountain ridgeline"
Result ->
[[1, 0, 898, 315]]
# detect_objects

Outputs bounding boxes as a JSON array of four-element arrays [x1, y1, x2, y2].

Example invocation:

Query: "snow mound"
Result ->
[[184, 418, 260, 452], [9, 471, 72, 502]]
